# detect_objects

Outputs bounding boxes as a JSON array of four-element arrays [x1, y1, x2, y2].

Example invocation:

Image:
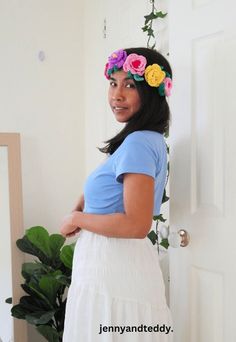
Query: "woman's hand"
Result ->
[[60, 211, 81, 238]]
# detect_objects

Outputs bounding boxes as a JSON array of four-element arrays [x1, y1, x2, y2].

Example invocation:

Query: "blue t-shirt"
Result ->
[[83, 130, 167, 216]]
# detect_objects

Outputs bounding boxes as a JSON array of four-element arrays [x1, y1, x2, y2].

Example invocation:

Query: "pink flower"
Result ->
[[164, 77, 173, 96], [108, 49, 127, 69], [123, 54, 147, 76], [104, 62, 110, 79]]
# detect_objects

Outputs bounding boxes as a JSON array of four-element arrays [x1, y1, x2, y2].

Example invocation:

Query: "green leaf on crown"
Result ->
[[133, 74, 144, 81]]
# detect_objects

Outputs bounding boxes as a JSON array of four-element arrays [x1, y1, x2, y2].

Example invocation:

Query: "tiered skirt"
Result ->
[[63, 230, 173, 341]]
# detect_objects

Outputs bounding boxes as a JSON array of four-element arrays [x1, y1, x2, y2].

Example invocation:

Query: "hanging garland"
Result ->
[[142, 1, 170, 251], [142, 0, 167, 49]]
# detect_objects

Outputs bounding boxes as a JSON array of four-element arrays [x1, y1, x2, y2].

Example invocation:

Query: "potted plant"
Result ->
[[6, 226, 75, 342]]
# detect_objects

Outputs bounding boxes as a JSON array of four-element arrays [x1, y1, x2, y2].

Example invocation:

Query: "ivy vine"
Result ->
[[142, 1, 170, 251], [142, 0, 167, 49]]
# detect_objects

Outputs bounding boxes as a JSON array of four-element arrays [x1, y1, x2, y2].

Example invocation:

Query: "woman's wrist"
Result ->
[[71, 210, 82, 227]]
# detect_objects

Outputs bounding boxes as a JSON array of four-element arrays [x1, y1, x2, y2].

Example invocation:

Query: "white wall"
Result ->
[[0, 0, 85, 230], [0, 1, 85, 341]]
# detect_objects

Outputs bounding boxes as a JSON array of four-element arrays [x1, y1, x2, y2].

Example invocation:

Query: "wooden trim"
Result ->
[[0, 133, 27, 342]]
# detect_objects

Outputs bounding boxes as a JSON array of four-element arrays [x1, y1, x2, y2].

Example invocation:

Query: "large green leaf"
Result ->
[[60, 243, 75, 269], [21, 283, 38, 297], [39, 275, 61, 305], [16, 236, 49, 264], [49, 234, 65, 259], [19, 295, 49, 312], [37, 325, 60, 342], [22, 262, 46, 281], [28, 282, 54, 309], [54, 274, 71, 287], [26, 226, 52, 258], [5, 297, 12, 304], [11, 304, 30, 319], [25, 310, 56, 325]]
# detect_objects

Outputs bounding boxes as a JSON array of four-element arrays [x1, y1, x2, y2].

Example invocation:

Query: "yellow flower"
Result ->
[[144, 64, 166, 87]]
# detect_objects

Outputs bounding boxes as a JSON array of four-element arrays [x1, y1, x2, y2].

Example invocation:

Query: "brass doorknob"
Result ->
[[178, 229, 190, 247], [168, 229, 190, 248]]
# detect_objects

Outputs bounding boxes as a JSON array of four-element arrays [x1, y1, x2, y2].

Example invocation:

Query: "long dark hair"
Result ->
[[98, 47, 173, 155]]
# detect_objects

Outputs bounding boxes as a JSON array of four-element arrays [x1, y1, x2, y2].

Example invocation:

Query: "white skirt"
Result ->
[[63, 230, 174, 342]]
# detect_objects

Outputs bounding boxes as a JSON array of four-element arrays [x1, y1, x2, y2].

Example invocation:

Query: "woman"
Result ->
[[60, 47, 173, 341]]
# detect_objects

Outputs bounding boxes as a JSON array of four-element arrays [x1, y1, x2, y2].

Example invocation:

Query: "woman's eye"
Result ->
[[126, 83, 135, 88], [110, 81, 116, 87]]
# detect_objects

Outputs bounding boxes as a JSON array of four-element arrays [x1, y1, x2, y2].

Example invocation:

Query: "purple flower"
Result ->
[[108, 49, 127, 69]]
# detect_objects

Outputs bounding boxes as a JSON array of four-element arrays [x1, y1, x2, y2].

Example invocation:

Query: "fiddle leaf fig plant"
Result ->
[[7, 226, 75, 342]]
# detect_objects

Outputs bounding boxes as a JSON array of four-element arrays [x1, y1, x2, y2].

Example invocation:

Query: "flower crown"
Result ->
[[104, 49, 173, 97]]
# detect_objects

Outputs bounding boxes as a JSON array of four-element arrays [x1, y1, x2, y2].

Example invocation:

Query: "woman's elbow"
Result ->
[[125, 214, 152, 239], [133, 221, 153, 239]]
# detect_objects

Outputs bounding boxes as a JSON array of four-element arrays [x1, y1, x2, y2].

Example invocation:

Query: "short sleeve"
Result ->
[[114, 134, 157, 183]]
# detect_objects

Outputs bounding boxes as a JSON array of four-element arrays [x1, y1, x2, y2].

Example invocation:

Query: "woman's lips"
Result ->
[[113, 106, 128, 111]]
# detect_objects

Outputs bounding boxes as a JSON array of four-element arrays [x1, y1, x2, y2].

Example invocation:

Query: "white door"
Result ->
[[168, 0, 236, 341]]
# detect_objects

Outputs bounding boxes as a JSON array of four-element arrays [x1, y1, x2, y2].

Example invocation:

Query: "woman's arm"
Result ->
[[60, 174, 154, 239]]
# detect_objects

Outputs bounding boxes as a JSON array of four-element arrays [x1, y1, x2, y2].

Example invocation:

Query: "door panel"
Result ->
[[169, 1, 236, 341]]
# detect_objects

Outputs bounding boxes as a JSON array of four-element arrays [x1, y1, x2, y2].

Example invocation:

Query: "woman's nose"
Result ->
[[112, 86, 124, 101]]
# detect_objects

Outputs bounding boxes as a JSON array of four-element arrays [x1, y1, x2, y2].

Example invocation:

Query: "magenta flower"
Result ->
[[104, 62, 110, 79], [108, 49, 127, 69], [164, 77, 173, 96], [123, 53, 147, 76]]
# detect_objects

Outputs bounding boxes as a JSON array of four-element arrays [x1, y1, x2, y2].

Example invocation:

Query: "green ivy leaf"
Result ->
[[147, 230, 157, 245], [141, 25, 149, 32], [147, 28, 155, 38], [160, 238, 169, 249], [162, 189, 169, 203], [155, 11, 167, 19], [144, 12, 157, 25], [153, 214, 166, 222]]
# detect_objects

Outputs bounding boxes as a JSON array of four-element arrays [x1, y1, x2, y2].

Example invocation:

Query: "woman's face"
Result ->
[[108, 70, 141, 123]]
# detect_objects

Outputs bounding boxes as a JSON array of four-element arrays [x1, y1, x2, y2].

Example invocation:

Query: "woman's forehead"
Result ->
[[109, 70, 133, 81]]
